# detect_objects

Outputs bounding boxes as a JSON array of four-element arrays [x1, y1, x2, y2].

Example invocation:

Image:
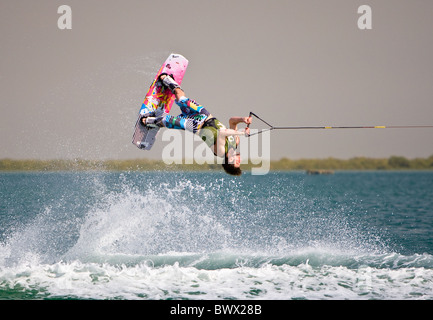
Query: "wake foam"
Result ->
[[64, 182, 231, 261], [1, 172, 392, 267], [1, 172, 433, 299]]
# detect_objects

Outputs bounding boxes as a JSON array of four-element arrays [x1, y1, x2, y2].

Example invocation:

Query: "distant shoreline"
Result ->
[[1, 156, 432, 172]]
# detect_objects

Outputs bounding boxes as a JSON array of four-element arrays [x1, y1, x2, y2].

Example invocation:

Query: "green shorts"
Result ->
[[198, 118, 237, 155], [198, 118, 226, 149]]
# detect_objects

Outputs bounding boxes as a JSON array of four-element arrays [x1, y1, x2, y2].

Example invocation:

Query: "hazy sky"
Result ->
[[1, 0, 433, 160]]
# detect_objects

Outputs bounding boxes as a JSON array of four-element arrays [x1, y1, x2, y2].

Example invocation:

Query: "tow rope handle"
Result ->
[[245, 112, 252, 137]]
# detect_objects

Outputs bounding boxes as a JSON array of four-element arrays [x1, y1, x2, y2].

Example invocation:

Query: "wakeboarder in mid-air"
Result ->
[[141, 74, 251, 176]]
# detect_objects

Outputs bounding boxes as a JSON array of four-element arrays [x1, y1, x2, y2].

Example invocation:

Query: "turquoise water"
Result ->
[[0, 171, 432, 299]]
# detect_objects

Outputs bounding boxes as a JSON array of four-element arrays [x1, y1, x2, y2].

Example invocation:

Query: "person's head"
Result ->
[[222, 148, 242, 176]]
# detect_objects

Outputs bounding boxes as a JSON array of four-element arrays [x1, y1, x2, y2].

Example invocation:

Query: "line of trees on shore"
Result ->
[[1, 155, 433, 172]]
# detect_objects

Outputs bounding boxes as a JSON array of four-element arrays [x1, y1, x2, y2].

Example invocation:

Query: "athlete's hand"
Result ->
[[244, 116, 252, 136], [244, 117, 252, 125], [244, 127, 250, 137]]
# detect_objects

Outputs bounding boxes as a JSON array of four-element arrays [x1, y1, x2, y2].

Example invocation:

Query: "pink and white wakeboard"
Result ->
[[132, 53, 189, 150]]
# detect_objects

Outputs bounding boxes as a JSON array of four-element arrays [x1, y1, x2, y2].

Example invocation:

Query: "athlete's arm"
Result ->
[[218, 128, 247, 137], [229, 117, 252, 130], [228, 116, 252, 137]]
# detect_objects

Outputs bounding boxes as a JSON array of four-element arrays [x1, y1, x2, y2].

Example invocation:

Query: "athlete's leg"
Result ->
[[160, 74, 211, 116], [175, 96, 211, 117], [141, 91, 208, 132], [144, 113, 207, 134], [173, 87, 185, 101], [144, 75, 210, 132]]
